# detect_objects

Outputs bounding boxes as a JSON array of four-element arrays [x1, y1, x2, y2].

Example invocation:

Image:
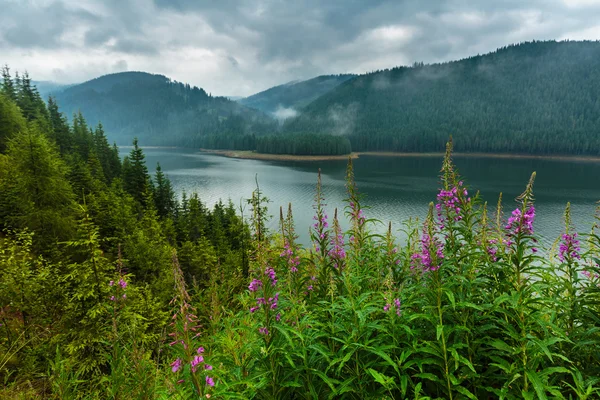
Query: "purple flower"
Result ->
[[171, 358, 182, 373], [505, 206, 535, 237], [191, 355, 204, 372], [559, 233, 581, 262], [205, 364, 213, 370], [411, 230, 444, 272], [118, 278, 127, 289], [205, 376, 215, 387], [197, 347, 205, 354], [383, 304, 391, 312], [248, 279, 263, 292], [276, 313, 281, 321], [109, 280, 114, 286], [259, 327, 269, 335]]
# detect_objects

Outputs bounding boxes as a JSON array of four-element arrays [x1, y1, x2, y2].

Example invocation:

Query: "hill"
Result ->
[[32, 80, 74, 99], [282, 40, 600, 155], [53, 71, 276, 146], [239, 74, 356, 118]]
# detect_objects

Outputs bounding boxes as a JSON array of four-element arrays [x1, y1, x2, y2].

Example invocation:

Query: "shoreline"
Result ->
[[199, 149, 359, 161], [358, 151, 600, 163], [198, 149, 600, 163]]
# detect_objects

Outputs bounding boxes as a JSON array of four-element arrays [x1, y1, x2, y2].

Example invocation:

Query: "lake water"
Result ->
[[125, 148, 600, 249]]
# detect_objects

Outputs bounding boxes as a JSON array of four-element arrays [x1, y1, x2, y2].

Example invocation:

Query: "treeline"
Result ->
[[256, 133, 352, 155], [197, 132, 352, 156], [0, 66, 250, 394], [282, 40, 600, 155]]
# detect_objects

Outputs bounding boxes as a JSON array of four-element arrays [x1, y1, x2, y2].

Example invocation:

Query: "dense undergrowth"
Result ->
[[1, 68, 600, 399]]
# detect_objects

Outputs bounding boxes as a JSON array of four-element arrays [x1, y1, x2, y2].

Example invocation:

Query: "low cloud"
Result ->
[[272, 106, 298, 121]]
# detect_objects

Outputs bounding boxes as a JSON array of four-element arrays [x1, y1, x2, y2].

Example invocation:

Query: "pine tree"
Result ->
[[1, 64, 16, 101], [153, 163, 176, 219], [47, 96, 72, 154], [0, 92, 27, 153], [0, 123, 76, 252], [123, 138, 151, 206]]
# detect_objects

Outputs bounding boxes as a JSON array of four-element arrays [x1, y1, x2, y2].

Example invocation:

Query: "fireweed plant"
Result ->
[[196, 140, 599, 399], [4, 140, 600, 399]]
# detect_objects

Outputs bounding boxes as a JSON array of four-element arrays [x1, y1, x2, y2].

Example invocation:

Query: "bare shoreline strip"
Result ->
[[199, 149, 358, 161], [199, 149, 600, 163]]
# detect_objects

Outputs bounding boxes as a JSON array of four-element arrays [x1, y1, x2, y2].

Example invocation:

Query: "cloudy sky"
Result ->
[[1, 0, 599, 96]]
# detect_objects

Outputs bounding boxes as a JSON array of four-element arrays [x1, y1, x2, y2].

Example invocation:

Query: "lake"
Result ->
[[124, 148, 600, 249]]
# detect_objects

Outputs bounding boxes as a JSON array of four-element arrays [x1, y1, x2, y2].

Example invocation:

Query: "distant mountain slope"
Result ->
[[33, 81, 74, 99], [53, 71, 276, 146], [283, 41, 600, 155], [239, 74, 356, 118]]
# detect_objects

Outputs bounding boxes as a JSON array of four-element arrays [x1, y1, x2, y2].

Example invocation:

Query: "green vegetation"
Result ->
[[239, 74, 355, 116], [284, 40, 600, 155], [2, 68, 600, 399], [53, 71, 276, 147], [0, 68, 250, 398]]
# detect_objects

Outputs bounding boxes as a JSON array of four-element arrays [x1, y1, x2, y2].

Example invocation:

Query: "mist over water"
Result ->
[[127, 148, 600, 249]]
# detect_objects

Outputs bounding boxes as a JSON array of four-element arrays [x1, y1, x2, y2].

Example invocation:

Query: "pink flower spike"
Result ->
[[205, 364, 213, 370], [171, 358, 182, 373], [197, 347, 205, 354], [206, 376, 215, 387]]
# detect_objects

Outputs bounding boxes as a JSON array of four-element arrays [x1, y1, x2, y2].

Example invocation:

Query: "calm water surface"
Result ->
[[125, 148, 600, 248]]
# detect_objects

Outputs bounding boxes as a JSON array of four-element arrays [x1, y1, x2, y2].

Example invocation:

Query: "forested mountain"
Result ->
[[53, 71, 276, 146], [32, 80, 73, 99], [283, 40, 600, 155], [239, 74, 355, 118]]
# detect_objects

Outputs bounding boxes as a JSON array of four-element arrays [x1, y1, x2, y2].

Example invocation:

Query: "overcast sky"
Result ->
[[1, 0, 599, 96]]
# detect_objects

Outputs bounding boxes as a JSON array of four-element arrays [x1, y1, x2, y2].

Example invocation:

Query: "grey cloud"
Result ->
[[1, 0, 600, 95], [110, 38, 159, 55]]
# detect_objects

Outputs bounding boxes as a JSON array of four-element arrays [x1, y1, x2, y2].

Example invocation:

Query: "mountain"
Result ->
[[282, 41, 600, 155], [53, 71, 276, 146], [33, 81, 74, 99], [238, 74, 356, 119]]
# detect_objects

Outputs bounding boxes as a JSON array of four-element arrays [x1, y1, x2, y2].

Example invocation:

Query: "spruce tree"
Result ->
[[123, 138, 151, 206], [1, 64, 16, 101], [153, 163, 176, 219]]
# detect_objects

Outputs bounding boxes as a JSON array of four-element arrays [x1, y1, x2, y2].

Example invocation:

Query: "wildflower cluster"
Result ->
[[505, 206, 535, 236], [168, 251, 214, 396], [436, 181, 469, 226], [559, 233, 581, 262], [383, 298, 402, 316], [328, 210, 346, 269], [486, 238, 499, 261], [411, 212, 444, 273], [280, 240, 300, 273], [504, 205, 536, 250], [248, 264, 280, 334], [108, 278, 127, 302]]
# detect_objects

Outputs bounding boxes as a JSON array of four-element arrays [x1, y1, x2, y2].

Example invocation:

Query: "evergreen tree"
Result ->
[[122, 138, 151, 206], [0, 92, 27, 153], [153, 163, 176, 219], [0, 123, 76, 252], [47, 96, 72, 155], [1, 64, 16, 101]]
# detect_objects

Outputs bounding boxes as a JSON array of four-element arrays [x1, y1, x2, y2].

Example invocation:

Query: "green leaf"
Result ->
[[525, 369, 548, 400], [367, 368, 395, 388]]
